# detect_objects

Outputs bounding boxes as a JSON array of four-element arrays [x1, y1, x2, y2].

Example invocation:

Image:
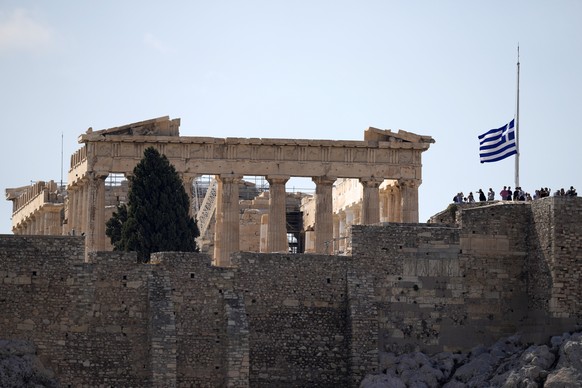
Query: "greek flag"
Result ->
[[478, 119, 517, 163]]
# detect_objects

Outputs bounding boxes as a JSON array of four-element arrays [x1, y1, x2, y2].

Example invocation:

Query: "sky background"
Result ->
[[1, 1, 581, 234]]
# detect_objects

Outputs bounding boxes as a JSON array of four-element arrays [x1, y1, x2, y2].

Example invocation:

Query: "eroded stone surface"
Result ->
[[361, 332, 582, 388], [0, 339, 58, 388]]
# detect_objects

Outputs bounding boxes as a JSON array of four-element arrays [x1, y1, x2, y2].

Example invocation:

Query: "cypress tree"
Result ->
[[105, 203, 128, 251], [107, 147, 200, 262]]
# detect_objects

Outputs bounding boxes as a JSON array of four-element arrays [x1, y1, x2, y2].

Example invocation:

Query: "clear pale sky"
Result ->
[[1, 1, 581, 234]]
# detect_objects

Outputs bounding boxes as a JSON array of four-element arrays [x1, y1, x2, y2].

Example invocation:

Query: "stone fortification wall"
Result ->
[[1, 197, 582, 387], [0, 237, 238, 387], [351, 223, 464, 355], [350, 197, 582, 355], [0, 237, 152, 386], [0, 238, 358, 387], [148, 252, 242, 387], [457, 203, 532, 344], [530, 198, 582, 320], [231, 252, 351, 387]]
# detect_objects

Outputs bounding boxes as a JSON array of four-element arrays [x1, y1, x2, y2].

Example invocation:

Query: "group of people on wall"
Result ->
[[453, 186, 577, 204]]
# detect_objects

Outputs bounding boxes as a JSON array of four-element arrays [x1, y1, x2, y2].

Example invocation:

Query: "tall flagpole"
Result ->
[[515, 45, 520, 188], [61, 131, 64, 189]]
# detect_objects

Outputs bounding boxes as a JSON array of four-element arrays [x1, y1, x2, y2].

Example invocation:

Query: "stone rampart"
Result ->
[[149, 252, 238, 387], [1, 197, 582, 386], [231, 252, 351, 386], [530, 197, 582, 319]]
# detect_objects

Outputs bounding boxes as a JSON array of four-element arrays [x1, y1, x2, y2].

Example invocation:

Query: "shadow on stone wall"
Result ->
[[1, 197, 582, 387]]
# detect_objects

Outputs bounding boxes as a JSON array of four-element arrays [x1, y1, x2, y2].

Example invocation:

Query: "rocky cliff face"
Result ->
[[361, 331, 582, 387]]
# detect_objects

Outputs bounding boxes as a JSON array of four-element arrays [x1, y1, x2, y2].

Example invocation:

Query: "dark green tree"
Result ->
[[105, 203, 128, 251], [106, 147, 200, 262]]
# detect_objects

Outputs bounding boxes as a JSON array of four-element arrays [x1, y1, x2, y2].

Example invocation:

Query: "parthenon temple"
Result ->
[[6, 116, 434, 265]]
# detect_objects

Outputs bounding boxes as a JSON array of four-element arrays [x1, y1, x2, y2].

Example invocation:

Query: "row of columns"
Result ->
[[66, 172, 109, 256], [13, 208, 62, 235], [66, 170, 419, 265], [329, 179, 419, 254], [213, 175, 420, 266], [213, 174, 297, 265]]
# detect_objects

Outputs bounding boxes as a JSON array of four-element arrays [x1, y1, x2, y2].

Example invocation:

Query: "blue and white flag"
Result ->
[[478, 119, 517, 163]]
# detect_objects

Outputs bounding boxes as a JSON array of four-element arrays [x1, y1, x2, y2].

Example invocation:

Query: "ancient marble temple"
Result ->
[[6, 116, 434, 264]]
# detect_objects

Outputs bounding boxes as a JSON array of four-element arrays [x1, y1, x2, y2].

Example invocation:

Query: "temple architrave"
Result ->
[[6, 116, 434, 265]]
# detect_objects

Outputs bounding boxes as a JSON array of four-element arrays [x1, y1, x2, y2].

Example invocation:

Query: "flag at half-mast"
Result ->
[[478, 119, 517, 163]]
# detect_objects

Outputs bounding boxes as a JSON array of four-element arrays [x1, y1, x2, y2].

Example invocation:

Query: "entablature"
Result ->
[[68, 117, 434, 188]]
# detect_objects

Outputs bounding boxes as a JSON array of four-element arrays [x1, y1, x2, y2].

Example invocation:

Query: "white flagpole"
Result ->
[[515, 45, 520, 188]]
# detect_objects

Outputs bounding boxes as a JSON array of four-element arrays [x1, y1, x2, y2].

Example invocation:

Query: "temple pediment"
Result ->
[[365, 126, 435, 145], [79, 116, 180, 142]]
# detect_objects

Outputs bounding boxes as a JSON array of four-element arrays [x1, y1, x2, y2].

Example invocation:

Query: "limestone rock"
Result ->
[[361, 331, 582, 388], [545, 367, 582, 387], [359, 374, 406, 388], [489, 344, 554, 387], [0, 339, 58, 388], [555, 332, 582, 370]]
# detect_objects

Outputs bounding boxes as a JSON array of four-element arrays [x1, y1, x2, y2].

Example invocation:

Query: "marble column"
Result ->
[[385, 185, 400, 222], [379, 189, 389, 222], [30, 213, 37, 234], [338, 211, 347, 253], [85, 172, 108, 256], [36, 211, 44, 235], [29, 217, 35, 234], [399, 179, 420, 223], [42, 211, 50, 235], [79, 182, 88, 235], [354, 207, 361, 225], [345, 208, 354, 226], [359, 177, 383, 225], [214, 174, 242, 266], [312, 176, 336, 254], [70, 185, 80, 235], [30, 215, 37, 234], [332, 213, 340, 254], [259, 214, 269, 253], [266, 175, 289, 253], [73, 184, 87, 236], [65, 189, 73, 235], [45, 209, 61, 235]]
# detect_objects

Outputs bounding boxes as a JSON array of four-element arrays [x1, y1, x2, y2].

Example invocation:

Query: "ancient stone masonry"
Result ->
[[2, 197, 582, 387], [301, 177, 405, 254], [7, 116, 434, 262], [529, 198, 582, 321], [5, 180, 65, 235]]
